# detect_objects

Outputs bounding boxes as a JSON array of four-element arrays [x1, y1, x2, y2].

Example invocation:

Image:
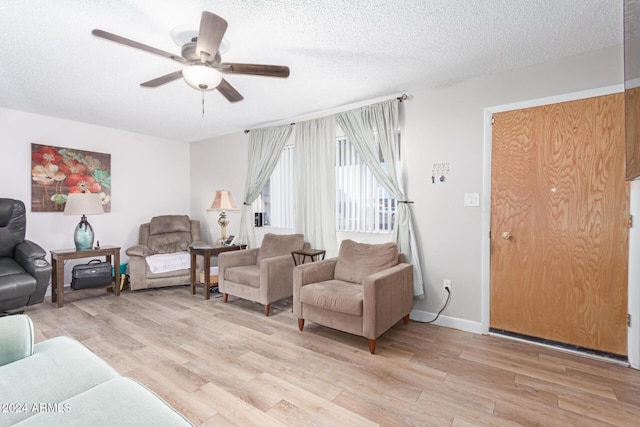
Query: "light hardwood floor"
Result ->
[[24, 286, 640, 426]]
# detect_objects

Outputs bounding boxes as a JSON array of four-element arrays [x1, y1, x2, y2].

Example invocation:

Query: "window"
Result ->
[[260, 136, 397, 233], [335, 137, 396, 233]]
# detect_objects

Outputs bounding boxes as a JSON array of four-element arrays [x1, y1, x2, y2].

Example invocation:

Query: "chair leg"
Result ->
[[223, 293, 228, 303], [403, 314, 410, 324], [368, 339, 376, 354], [298, 318, 304, 331], [264, 304, 270, 316]]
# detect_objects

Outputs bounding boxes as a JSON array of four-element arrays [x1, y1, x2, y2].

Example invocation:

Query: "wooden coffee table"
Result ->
[[50, 246, 121, 308], [189, 245, 245, 299]]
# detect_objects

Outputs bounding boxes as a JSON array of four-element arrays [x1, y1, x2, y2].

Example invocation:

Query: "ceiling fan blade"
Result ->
[[92, 29, 187, 65], [219, 63, 290, 78], [140, 70, 183, 88], [217, 79, 244, 102], [196, 12, 228, 64]]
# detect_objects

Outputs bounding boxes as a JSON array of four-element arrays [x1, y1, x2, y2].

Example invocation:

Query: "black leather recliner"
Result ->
[[0, 198, 51, 313]]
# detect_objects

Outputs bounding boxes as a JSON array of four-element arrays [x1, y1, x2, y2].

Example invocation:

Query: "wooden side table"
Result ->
[[50, 246, 121, 308], [190, 245, 245, 299], [292, 248, 326, 266]]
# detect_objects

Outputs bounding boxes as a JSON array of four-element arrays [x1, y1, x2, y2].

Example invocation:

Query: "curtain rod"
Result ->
[[244, 123, 295, 134], [243, 93, 410, 134]]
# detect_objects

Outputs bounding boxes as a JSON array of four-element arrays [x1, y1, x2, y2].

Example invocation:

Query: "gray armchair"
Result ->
[[218, 233, 308, 316], [125, 215, 206, 290], [293, 239, 414, 354], [0, 198, 51, 313]]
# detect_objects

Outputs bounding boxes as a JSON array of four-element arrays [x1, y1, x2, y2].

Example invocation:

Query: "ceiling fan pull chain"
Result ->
[[202, 91, 205, 118]]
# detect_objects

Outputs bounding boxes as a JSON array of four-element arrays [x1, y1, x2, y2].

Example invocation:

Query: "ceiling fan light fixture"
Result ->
[[182, 65, 222, 91]]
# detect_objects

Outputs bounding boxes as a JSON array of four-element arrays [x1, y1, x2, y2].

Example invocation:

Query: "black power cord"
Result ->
[[424, 286, 451, 324]]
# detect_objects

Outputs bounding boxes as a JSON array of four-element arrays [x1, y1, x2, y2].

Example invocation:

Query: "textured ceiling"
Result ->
[[0, 0, 622, 142]]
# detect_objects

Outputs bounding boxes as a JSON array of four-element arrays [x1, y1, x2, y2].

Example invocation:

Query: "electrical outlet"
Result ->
[[443, 279, 452, 291]]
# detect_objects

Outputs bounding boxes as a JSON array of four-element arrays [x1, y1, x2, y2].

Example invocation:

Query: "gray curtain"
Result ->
[[237, 125, 293, 247], [294, 117, 338, 257], [336, 99, 425, 298]]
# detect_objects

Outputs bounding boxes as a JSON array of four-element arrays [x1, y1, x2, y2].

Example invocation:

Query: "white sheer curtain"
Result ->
[[337, 99, 425, 298], [237, 125, 293, 248], [294, 117, 338, 257]]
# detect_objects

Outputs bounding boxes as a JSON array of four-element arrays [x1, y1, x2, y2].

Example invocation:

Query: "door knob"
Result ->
[[502, 232, 512, 240]]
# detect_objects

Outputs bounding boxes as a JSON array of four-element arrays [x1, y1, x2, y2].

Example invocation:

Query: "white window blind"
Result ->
[[261, 137, 397, 233], [335, 137, 396, 233]]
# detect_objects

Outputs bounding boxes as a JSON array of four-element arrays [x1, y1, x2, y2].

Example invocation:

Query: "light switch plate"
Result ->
[[464, 193, 480, 207]]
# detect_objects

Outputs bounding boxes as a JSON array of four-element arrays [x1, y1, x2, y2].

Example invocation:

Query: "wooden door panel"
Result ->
[[490, 94, 629, 355]]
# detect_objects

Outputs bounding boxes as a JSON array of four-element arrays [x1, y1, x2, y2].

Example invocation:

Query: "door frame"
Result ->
[[480, 84, 640, 368]]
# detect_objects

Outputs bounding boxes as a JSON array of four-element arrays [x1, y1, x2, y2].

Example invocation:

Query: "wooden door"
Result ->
[[490, 93, 629, 355]]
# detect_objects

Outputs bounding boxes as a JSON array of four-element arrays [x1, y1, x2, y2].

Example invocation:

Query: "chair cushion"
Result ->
[[148, 216, 192, 254], [0, 258, 36, 300], [300, 280, 363, 316], [0, 257, 25, 276], [257, 233, 305, 264], [225, 265, 261, 288], [334, 240, 399, 284]]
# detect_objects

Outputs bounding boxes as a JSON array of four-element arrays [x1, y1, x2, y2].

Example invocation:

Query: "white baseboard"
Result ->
[[409, 309, 483, 334]]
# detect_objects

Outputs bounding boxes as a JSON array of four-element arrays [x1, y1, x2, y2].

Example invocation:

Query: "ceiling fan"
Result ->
[[92, 11, 290, 103]]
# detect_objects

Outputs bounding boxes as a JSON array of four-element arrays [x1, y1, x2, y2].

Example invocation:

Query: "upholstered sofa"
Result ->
[[0, 314, 193, 426], [0, 198, 51, 314], [294, 239, 414, 354], [218, 233, 308, 316], [126, 215, 206, 290]]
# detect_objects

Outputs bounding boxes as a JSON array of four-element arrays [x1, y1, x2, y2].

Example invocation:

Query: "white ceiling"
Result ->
[[0, 1, 623, 142]]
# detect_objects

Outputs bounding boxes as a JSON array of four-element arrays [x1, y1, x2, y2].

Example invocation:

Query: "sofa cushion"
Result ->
[[225, 265, 261, 288], [0, 198, 26, 258], [257, 233, 304, 264], [334, 240, 399, 284], [147, 216, 192, 254], [149, 215, 191, 235], [13, 377, 194, 427], [300, 280, 363, 316], [0, 336, 120, 426]]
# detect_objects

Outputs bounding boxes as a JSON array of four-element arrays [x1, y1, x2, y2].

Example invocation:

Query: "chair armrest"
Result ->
[[126, 245, 153, 257], [362, 263, 414, 340], [15, 241, 52, 306], [292, 258, 338, 317], [15, 240, 50, 277], [219, 248, 259, 270], [294, 258, 338, 286], [259, 254, 297, 301], [0, 315, 34, 366], [15, 239, 47, 260]]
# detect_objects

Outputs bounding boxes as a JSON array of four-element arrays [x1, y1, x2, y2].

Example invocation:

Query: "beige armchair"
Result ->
[[293, 239, 414, 354], [125, 215, 206, 290], [218, 233, 308, 316]]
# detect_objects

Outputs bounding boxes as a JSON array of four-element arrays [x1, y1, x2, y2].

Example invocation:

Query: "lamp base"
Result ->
[[74, 215, 95, 251]]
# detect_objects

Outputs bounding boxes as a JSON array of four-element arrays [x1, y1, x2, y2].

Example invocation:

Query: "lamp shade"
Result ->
[[182, 65, 223, 91], [208, 190, 239, 211], [63, 193, 104, 216], [63, 192, 103, 251]]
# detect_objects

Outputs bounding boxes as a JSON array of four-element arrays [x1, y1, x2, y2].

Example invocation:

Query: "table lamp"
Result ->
[[207, 189, 239, 246], [63, 192, 104, 250]]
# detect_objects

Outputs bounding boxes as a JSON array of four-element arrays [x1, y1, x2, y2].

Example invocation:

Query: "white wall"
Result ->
[[404, 45, 624, 327], [0, 107, 191, 279], [190, 45, 625, 329], [189, 132, 248, 246]]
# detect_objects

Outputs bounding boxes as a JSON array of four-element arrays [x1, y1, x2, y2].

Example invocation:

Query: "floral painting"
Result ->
[[31, 144, 111, 212]]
